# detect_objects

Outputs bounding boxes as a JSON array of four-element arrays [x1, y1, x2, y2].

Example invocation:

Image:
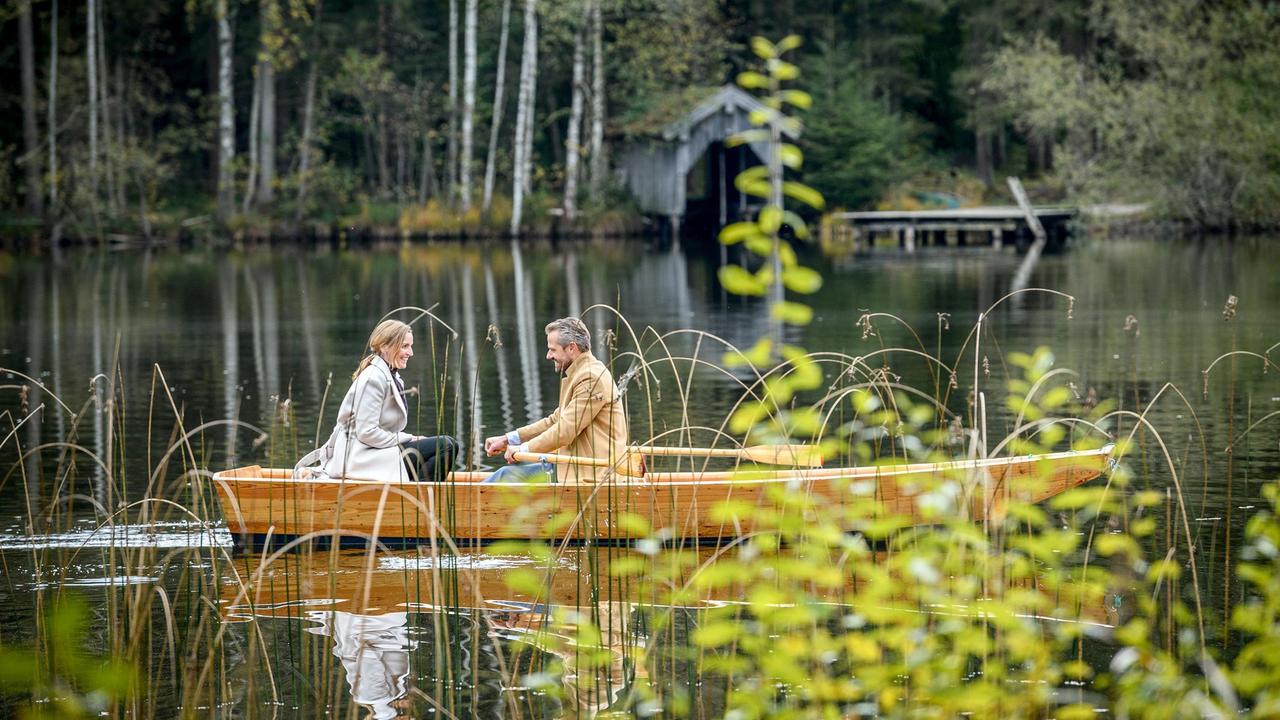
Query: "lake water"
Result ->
[[1, 234, 1278, 716]]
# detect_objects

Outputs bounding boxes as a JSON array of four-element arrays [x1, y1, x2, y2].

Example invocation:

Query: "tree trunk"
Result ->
[[113, 58, 127, 214], [258, 58, 276, 206], [19, 0, 42, 216], [447, 0, 458, 207], [563, 15, 585, 221], [544, 90, 562, 171], [509, 0, 537, 236], [418, 131, 437, 204], [243, 66, 261, 214], [294, 0, 322, 225], [395, 126, 407, 202], [587, 0, 605, 197], [460, 0, 477, 212], [975, 125, 993, 188], [97, 0, 118, 218], [257, 21, 276, 209], [87, 0, 99, 204], [47, 0, 59, 210], [216, 0, 236, 221], [481, 0, 512, 216]]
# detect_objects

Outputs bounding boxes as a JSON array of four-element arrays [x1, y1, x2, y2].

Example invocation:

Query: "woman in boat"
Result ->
[[298, 319, 458, 482]]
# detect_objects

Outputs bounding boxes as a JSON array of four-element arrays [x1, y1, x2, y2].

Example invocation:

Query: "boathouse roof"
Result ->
[[614, 84, 800, 219]]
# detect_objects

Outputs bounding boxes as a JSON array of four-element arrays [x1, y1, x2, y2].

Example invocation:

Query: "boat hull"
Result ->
[[211, 446, 1112, 546]]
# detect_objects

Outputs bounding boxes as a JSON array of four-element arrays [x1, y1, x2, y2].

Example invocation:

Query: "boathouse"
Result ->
[[614, 84, 798, 238]]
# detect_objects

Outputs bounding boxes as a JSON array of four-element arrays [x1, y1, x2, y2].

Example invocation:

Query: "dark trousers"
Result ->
[[400, 435, 460, 482]]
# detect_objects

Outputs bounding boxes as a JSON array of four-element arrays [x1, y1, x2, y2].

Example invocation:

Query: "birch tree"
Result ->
[[481, 0, 512, 216], [447, 0, 458, 206], [460, 0, 477, 212], [19, 0, 42, 215], [96, 0, 119, 217], [216, 0, 236, 221], [587, 0, 605, 197], [257, 14, 277, 209], [563, 12, 586, 221], [510, 0, 538, 235]]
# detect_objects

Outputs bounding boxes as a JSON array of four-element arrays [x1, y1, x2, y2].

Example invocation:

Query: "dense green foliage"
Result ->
[[1, 0, 1277, 237]]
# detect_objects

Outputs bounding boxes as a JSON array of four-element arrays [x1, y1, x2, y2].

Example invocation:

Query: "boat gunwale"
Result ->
[[211, 444, 1114, 490]]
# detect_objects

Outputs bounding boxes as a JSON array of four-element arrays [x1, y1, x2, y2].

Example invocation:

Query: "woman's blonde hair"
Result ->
[[354, 319, 412, 378]]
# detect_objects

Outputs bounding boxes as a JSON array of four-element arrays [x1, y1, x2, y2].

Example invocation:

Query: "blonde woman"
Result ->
[[298, 319, 458, 482]]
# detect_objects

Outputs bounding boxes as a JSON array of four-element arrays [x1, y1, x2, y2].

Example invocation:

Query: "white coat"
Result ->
[[297, 356, 412, 481]]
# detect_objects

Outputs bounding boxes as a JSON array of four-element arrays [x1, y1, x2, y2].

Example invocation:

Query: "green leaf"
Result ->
[[782, 89, 811, 109], [777, 240, 798, 268], [737, 70, 768, 89], [719, 221, 759, 245], [782, 345, 823, 389], [692, 621, 741, 647], [1041, 386, 1072, 409], [782, 210, 809, 239], [777, 34, 803, 52], [769, 60, 799, 81], [749, 108, 777, 126], [771, 301, 813, 326], [779, 143, 803, 169], [782, 181, 825, 209], [759, 206, 782, 234], [851, 389, 880, 414], [724, 338, 773, 368], [731, 402, 771, 434], [750, 36, 777, 60], [726, 129, 768, 147], [719, 265, 766, 296], [782, 266, 823, 293], [744, 234, 773, 256]]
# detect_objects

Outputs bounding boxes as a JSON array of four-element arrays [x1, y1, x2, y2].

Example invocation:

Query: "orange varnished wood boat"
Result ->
[[211, 445, 1114, 547]]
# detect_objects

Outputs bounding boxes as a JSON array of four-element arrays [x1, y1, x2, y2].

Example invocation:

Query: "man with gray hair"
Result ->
[[483, 317, 630, 482]]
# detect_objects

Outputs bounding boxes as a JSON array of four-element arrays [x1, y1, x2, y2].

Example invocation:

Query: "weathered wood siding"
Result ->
[[616, 85, 784, 218]]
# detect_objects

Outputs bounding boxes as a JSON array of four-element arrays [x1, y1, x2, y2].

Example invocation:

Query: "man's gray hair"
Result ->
[[545, 317, 591, 352]]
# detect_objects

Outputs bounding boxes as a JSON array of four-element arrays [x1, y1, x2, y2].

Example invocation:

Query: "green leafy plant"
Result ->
[[0, 597, 136, 718]]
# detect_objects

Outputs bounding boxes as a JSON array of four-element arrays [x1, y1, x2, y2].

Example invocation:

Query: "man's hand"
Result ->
[[484, 434, 509, 456], [504, 444, 520, 463]]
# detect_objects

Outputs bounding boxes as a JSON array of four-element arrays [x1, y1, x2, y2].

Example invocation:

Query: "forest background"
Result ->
[[1, 0, 1277, 241]]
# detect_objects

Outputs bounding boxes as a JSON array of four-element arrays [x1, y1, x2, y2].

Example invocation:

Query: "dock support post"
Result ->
[[905, 225, 916, 252]]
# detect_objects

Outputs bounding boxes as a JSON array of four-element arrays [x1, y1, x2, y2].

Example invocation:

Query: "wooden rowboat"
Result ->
[[211, 445, 1114, 547]]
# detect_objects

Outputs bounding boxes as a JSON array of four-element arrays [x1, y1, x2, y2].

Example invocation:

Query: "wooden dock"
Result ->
[[823, 205, 1077, 254]]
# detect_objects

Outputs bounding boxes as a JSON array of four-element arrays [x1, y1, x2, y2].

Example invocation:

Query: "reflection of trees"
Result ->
[[490, 600, 644, 719], [639, 606, 728, 719]]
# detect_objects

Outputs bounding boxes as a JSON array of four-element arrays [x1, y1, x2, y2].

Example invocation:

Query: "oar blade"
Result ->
[[741, 444, 824, 467]]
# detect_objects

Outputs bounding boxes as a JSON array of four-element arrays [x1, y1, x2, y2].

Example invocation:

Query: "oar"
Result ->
[[509, 451, 646, 478], [635, 444, 824, 468]]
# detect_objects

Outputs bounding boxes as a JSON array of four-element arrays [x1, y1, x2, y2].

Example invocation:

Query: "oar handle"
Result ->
[[635, 444, 824, 467], [637, 446, 740, 458], [509, 451, 644, 478]]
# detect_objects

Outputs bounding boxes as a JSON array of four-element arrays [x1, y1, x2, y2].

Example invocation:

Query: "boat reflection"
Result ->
[[219, 544, 1114, 718], [220, 546, 653, 717]]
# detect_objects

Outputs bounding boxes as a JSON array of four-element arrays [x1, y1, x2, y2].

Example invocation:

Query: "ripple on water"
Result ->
[[0, 520, 234, 551]]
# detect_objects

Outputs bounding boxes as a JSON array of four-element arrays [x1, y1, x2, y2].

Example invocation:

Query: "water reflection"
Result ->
[[3, 237, 1280, 716], [308, 610, 414, 719]]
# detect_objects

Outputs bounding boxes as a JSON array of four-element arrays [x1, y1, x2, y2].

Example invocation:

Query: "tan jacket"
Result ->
[[517, 351, 630, 481]]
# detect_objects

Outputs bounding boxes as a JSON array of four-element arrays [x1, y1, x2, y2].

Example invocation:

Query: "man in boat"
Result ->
[[483, 316, 631, 482]]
